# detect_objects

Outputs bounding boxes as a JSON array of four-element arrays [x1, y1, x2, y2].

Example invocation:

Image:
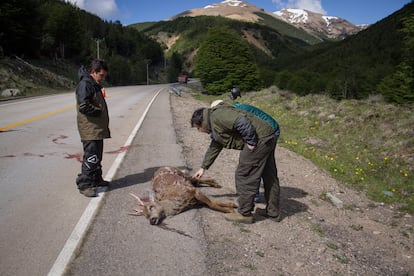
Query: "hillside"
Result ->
[[132, 15, 312, 87], [274, 8, 367, 40], [168, 0, 363, 41], [274, 1, 414, 102], [0, 0, 164, 90], [130, 1, 413, 102], [0, 57, 76, 97]]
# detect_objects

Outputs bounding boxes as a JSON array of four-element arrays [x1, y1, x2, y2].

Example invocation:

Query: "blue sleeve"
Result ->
[[234, 116, 257, 146]]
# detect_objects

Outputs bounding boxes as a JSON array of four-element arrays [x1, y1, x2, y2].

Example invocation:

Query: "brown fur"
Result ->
[[130, 166, 237, 225]]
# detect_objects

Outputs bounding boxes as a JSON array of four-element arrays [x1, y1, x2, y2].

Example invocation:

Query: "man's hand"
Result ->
[[193, 168, 205, 179], [247, 144, 255, 151], [79, 101, 102, 116]]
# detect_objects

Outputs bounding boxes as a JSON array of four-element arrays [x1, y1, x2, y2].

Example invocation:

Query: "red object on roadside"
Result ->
[[178, 75, 188, 84]]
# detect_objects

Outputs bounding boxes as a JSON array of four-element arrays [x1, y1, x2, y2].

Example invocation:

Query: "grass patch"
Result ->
[[326, 242, 339, 250], [196, 87, 414, 213], [312, 223, 325, 237], [242, 263, 257, 270], [333, 254, 350, 264], [350, 224, 364, 231]]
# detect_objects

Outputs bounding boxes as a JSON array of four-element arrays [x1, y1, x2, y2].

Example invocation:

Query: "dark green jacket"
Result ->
[[234, 103, 280, 136], [201, 103, 274, 169], [76, 68, 110, 140]]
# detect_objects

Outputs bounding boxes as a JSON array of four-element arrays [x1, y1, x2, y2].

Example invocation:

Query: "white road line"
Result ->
[[47, 89, 163, 276]]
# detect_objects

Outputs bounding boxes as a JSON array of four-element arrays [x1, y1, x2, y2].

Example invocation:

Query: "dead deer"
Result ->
[[130, 166, 237, 225]]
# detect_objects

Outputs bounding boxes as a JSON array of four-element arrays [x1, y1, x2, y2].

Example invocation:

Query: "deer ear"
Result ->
[[147, 189, 155, 202]]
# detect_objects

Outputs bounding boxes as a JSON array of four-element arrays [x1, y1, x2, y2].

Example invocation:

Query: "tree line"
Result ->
[[0, 0, 164, 85]]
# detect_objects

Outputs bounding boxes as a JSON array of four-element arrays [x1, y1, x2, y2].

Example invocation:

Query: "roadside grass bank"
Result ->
[[0, 57, 76, 99], [193, 86, 414, 214]]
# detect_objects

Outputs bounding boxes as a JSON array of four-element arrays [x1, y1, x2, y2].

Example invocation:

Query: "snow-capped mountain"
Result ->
[[274, 8, 368, 40], [171, 1, 366, 40], [172, 0, 270, 23]]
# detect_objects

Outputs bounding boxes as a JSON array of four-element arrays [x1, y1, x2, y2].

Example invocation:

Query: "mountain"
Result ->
[[171, 0, 271, 23], [133, 0, 413, 102], [273, 8, 367, 40], [169, 0, 364, 40]]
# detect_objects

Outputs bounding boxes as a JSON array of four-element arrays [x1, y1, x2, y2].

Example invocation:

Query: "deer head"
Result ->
[[129, 193, 166, 225]]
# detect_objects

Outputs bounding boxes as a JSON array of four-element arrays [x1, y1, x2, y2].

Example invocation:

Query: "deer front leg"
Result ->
[[216, 201, 238, 208], [194, 190, 236, 213], [190, 177, 222, 188]]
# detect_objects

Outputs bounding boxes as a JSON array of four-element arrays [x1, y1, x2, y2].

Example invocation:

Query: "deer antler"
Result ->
[[130, 192, 145, 205], [128, 193, 145, 216]]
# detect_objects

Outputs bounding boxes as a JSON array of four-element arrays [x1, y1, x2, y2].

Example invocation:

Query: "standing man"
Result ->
[[191, 102, 281, 223], [75, 59, 110, 197]]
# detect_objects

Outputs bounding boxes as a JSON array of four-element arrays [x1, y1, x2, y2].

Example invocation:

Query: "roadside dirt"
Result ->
[[170, 91, 413, 275]]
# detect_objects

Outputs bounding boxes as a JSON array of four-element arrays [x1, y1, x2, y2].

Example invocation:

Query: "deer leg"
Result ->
[[190, 177, 222, 188], [216, 201, 238, 208], [194, 190, 236, 213]]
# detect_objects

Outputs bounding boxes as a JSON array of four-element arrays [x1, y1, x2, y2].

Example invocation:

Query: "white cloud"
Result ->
[[66, 0, 119, 19], [66, 0, 86, 9], [272, 0, 326, 14]]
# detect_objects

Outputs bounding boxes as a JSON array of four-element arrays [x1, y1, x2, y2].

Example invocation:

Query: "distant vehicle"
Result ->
[[178, 75, 188, 84]]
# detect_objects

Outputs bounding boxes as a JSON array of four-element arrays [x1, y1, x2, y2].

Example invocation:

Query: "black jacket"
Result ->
[[75, 66, 110, 140]]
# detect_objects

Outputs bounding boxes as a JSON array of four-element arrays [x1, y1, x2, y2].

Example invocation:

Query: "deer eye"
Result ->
[[149, 205, 155, 211]]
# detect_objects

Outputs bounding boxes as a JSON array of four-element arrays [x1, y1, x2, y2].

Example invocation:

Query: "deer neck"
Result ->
[[158, 199, 189, 216]]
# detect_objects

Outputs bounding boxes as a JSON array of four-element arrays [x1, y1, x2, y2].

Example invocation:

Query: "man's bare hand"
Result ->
[[193, 168, 205, 179], [247, 144, 255, 151]]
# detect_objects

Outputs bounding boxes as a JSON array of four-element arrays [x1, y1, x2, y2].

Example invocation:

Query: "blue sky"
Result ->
[[67, 0, 412, 26]]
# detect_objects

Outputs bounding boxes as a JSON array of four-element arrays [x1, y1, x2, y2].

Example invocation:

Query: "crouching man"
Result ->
[[191, 102, 281, 223]]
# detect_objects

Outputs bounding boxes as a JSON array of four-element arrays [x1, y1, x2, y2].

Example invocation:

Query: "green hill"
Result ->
[[273, 2, 414, 102], [130, 2, 413, 103], [131, 15, 314, 88]]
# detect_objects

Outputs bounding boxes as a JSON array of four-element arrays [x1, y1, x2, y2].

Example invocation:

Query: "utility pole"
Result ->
[[145, 59, 151, 85], [93, 38, 104, 59]]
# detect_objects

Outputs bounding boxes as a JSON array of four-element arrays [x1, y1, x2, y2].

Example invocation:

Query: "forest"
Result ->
[[0, 0, 164, 85]]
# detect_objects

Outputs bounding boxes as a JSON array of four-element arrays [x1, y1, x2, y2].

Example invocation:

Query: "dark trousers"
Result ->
[[235, 135, 280, 216], [76, 140, 104, 190]]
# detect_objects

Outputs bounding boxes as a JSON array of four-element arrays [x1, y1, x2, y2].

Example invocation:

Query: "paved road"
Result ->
[[0, 85, 166, 276], [65, 88, 209, 275]]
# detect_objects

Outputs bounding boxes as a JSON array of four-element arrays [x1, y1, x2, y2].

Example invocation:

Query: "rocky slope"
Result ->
[[274, 8, 367, 40]]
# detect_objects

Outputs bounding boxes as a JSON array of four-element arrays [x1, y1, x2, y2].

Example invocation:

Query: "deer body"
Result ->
[[130, 166, 236, 225]]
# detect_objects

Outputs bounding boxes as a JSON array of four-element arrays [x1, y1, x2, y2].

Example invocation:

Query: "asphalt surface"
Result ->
[[65, 90, 209, 275]]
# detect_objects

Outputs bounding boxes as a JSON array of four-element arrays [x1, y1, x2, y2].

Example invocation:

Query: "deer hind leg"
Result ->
[[194, 190, 236, 213], [190, 177, 222, 188]]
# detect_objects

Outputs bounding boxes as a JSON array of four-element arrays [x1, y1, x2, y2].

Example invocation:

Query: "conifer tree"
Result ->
[[195, 26, 260, 95]]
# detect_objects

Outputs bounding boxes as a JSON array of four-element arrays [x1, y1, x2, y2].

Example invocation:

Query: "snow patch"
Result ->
[[275, 9, 308, 24], [204, 0, 246, 9], [221, 0, 244, 7], [322, 16, 338, 27]]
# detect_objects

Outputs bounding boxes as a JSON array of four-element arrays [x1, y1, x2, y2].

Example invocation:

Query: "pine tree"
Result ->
[[194, 26, 260, 95], [378, 15, 414, 103]]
